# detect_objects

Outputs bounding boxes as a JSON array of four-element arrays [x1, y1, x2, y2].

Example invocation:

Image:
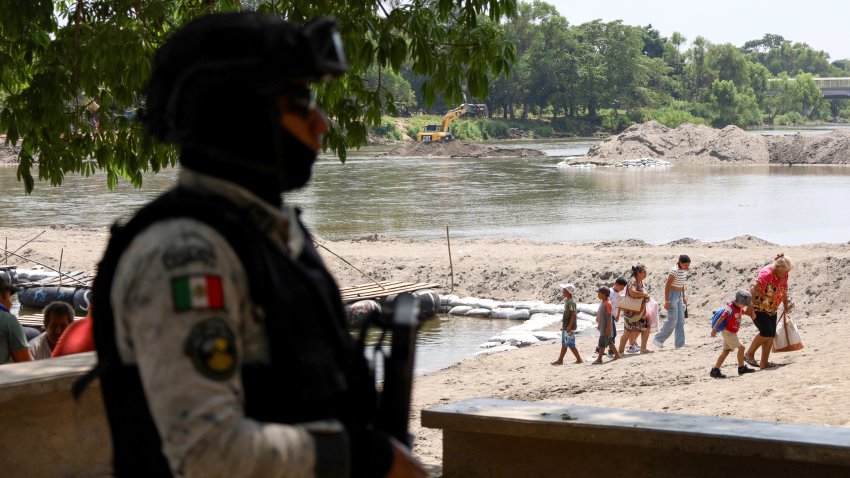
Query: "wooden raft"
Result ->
[[17, 313, 47, 328], [339, 280, 441, 303]]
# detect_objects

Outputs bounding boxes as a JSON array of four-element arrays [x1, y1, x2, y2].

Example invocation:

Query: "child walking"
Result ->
[[710, 290, 757, 378], [552, 283, 583, 365], [593, 287, 621, 364]]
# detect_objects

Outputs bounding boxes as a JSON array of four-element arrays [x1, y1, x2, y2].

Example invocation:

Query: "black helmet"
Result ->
[[141, 12, 347, 144]]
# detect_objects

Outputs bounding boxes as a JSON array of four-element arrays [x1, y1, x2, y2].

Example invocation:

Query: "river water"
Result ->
[[3, 128, 849, 374]]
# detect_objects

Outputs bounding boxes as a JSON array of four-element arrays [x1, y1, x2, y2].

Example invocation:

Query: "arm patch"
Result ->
[[184, 318, 238, 381]]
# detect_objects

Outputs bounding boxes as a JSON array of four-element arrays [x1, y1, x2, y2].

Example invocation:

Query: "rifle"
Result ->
[[355, 292, 423, 447]]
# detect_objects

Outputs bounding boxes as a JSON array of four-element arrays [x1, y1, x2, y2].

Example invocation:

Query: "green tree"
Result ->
[[0, 0, 517, 192], [706, 43, 750, 88], [708, 80, 760, 128]]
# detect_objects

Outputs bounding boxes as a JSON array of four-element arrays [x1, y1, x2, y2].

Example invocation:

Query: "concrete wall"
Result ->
[[0, 353, 111, 477], [423, 398, 850, 478]]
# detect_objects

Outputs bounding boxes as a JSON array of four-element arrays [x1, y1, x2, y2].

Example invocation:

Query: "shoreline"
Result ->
[[2, 227, 849, 468]]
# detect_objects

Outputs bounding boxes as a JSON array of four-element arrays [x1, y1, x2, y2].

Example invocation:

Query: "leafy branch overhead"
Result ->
[[0, 0, 518, 192]]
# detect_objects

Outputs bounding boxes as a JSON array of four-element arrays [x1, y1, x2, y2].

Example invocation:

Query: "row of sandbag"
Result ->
[[440, 294, 600, 321]]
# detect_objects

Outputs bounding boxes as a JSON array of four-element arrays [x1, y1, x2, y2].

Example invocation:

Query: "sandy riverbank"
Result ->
[[3, 226, 849, 467]]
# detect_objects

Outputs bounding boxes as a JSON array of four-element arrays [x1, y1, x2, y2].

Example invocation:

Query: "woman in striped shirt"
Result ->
[[653, 254, 691, 349]]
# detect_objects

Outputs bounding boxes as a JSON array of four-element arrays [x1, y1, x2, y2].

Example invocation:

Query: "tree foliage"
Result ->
[[0, 0, 517, 192]]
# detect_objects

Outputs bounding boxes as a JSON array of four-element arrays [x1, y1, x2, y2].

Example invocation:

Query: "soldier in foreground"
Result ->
[[92, 12, 425, 478]]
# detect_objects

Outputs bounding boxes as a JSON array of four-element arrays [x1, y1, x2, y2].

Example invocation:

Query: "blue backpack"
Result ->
[[711, 304, 733, 331]]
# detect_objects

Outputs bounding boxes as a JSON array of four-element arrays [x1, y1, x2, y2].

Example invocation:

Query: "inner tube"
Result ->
[[18, 286, 91, 312]]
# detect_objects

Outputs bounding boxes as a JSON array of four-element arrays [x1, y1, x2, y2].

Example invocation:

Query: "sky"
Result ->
[[547, 0, 850, 62]]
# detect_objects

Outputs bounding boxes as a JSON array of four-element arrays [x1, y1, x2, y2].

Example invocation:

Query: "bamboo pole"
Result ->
[[311, 236, 385, 290], [0, 247, 87, 285], [59, 248, 64, 286], [446, 225, 454, 294]]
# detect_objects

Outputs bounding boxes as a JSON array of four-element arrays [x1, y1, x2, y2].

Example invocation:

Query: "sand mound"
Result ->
[[576, 121, 850, 166], [766, 130, 850, 164], [382, 140, 544, 158], [579, 121, 769, 165]]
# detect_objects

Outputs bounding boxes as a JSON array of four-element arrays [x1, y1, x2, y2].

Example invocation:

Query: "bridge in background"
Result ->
[[768, 77, 850, 99]]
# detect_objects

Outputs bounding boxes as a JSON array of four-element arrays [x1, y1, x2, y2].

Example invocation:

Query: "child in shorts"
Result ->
[[552, 283, 583, 365], [593, 287, 621, 364], [710, 290, 757, 378]]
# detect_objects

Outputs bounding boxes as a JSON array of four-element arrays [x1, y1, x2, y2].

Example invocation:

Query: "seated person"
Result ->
[[29, 301, 74, 360], [52, 306, 95, 357], [0, 276, 32, 363]]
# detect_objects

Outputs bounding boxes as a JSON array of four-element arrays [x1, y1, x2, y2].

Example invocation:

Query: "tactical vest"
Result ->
[[90, 188, 377, 477]]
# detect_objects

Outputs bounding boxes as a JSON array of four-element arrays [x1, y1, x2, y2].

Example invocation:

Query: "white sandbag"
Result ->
[[576, 303, 599, 315], [479, 342, 502, 349], [577, 311, 596, 323], [488, 332, 539, 346], [497, 300, 542, 310], [532, 331, 560, 341], [490, 308, 531, 320], [502, 333, 540, 347], [473, 298, 499, 310], [465, 308, 492, 318], [440, 294, 459, 306], [447, 305, 473, 316], [490, 307, 514, 320], [530, 303, 563, 315], [507, 309, 531, 320], [449, 296, 477, 307], [474, 344, 518, 356], [519, 313, 563, 331]]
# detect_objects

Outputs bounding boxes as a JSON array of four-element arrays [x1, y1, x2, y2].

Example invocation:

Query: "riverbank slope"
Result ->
[[2, 227, 849, 467]]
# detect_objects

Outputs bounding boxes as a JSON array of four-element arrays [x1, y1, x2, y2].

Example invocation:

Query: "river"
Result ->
[[2, 127, 849, 374]]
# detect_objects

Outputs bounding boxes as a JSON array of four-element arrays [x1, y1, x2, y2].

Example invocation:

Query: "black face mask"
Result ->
[[179, 96, 318, 206]]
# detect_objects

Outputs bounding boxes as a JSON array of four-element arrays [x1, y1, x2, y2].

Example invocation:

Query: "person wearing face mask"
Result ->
[[0, 276, 33, 364], [87, 12, 425, 478]]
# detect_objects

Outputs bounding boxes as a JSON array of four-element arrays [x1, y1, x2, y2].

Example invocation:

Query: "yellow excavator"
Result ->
[[416, 103, 489, 142]]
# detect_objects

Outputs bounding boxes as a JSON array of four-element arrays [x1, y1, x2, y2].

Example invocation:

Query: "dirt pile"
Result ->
[[766, 130, 850, 164], [577, 121, 850, 166], [577, 121, 770, 165], [381, 140, 545, 158]]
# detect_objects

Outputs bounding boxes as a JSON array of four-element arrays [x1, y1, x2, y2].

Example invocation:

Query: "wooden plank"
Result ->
[[17, 314, 44, 328], [339, 280, 441, 302]]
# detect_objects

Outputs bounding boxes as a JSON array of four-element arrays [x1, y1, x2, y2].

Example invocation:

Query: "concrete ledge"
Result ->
[[0, 353, 111, 477], [422, 398, 850, 478]]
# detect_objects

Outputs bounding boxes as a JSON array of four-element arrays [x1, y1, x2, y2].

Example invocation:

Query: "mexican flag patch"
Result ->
[[172, 275, 224, 311]]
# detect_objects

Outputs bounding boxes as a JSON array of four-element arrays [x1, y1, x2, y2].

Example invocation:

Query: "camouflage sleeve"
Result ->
[[111, 218, 319, 478]]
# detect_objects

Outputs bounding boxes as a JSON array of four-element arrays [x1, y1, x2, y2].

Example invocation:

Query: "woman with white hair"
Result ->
[[745, 253, 795, 369]]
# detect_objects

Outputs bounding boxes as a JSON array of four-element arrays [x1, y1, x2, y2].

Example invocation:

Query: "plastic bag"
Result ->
[[773, 313, 803, 352], [644, 299, 659, 332]]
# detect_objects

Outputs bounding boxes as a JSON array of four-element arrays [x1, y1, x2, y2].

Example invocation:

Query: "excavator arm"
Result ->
[[417, 103, 488, 142]]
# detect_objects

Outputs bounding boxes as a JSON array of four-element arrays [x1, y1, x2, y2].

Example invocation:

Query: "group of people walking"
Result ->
[[552, 253, 795, 378]]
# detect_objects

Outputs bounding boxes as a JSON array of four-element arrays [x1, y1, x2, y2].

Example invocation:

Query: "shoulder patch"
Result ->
[[184, 317, 237, 381], [172, 275, 224, 311]]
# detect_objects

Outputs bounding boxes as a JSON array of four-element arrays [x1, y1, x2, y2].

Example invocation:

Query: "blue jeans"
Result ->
[[655, 290, 686, 347]]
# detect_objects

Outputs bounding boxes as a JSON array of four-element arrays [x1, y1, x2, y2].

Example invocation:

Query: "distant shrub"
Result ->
[[644, 107, 709, 128], [370, 121, 404, 141], [774, 112, 807, 125], [480, 120, 509, 139], [600, 113, 632, 132], [528, 124, 554, 137], [549, 117, 597, 136], [450, 121, 484, 141], [405, 124, 419, 140]]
